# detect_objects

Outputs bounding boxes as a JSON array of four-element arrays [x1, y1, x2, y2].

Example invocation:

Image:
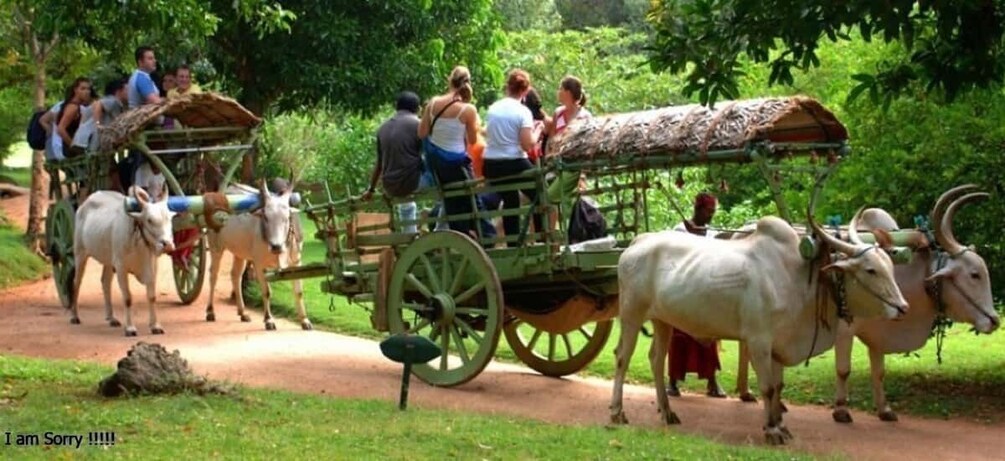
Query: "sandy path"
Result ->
[[1, 195, 1001, 461]]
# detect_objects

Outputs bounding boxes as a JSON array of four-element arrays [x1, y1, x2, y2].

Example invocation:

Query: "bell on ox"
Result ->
[[379, 334, 441, 410]]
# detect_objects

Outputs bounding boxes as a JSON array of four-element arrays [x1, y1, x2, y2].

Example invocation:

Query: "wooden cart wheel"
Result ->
[[172, 235, 206, 305], [503, 317, 614, 377], [387, 230, 503, 387], [46, 200, 76, 310]]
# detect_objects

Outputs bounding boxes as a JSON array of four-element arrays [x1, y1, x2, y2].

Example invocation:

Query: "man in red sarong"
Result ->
[[667, 192, 727, 398]]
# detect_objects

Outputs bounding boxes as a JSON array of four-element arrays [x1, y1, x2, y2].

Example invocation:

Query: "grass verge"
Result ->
[[0, 354, 823, 460], [243, 217, 1005, 424], [0, 210, 47, 290]]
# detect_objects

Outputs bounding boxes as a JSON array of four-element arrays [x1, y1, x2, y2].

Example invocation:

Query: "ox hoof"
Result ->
[[878, 410, 899, 422], [240, 314, 252, 323], [832, 408, 853, 424], [151, 327, 165, 335], [108, 319, 121, 327], [609, 412, 629, 425], [301, 321, 313, 331], [265, 321, 277, 331], [739, 392, 758, 403], [206, 312, 216, 322], [662, 411, 682, 425], [125, 329, 137, 337], [763, 427, 792, 445], [70, 317, 81, 325]]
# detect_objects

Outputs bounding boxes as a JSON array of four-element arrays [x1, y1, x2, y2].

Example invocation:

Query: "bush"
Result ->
[[257, 106, 388, 196]]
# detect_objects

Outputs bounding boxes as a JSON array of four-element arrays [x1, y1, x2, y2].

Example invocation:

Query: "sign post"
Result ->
[[379, 333, 441, 410]]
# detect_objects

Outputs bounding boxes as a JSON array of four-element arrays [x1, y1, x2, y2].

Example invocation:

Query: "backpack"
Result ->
[[26, 109, 47, 150], [567, 196, 607, 244]]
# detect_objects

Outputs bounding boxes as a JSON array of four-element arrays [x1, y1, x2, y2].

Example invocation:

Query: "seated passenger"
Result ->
[[167, 64, 203, 98], [363, 91, 428, 233]]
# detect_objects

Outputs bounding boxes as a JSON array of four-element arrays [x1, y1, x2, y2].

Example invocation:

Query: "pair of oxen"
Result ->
[[67, 178, 308, 337], [610, 185, 1000, 445]]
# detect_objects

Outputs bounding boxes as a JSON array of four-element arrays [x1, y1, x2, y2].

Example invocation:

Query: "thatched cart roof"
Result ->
[[97, 92, 262, 152], [545, 96, 848, 161]]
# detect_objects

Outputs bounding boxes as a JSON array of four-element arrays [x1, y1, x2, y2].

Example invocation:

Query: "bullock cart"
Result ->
[[44, 93, 264, 309], [278, 96, 860, 387]]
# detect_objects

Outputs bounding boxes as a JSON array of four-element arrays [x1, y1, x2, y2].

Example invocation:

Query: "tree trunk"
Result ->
[[25, 44, 50, 255], [25, 149, 48, 254]]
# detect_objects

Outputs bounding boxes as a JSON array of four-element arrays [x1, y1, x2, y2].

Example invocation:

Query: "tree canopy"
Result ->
[[206, 0, 504, 115], [646, 0, 1005, 106]]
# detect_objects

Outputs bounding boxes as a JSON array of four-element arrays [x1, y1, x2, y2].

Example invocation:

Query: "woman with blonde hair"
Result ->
[[418, 65, 495, 240]]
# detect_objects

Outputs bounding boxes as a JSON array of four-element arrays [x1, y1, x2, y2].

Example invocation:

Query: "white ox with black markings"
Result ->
[[205, 179, 311, 331], [731, 185, 1000, 422], [70, 185, 176, 336], [609, 212, 909, 445]]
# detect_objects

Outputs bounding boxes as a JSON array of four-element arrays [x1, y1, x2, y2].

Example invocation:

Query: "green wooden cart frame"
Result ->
[[276, 96, 855, 387], [43, 93, 262, 309]]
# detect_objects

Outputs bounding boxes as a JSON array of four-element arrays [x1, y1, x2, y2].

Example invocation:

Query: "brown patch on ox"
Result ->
[[202, 192, 232, 232]]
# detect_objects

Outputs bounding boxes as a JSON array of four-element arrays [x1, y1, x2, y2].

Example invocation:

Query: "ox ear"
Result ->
[[925, 264, 956, 282], [132, 186, 151, 208], [820, 257, 854, 273], [872, 228, 894, 250]]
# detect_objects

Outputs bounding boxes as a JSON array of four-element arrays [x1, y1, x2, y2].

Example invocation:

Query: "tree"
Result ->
[[646, 0, 1005, 106], [494, 0, 563, 32], [204, 0, 503, 179], [208, 0, 502, 115]]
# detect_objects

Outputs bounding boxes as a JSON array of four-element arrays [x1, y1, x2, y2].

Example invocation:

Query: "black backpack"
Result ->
[[567, 196, 607, 244], [26, 109, 47, 150]]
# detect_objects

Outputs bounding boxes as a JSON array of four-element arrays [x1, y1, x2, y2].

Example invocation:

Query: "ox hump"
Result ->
[[752, 216, 799, 244]]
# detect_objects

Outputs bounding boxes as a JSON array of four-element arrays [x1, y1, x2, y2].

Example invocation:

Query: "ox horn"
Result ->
[[846, 206, 868, 245], [937, 192, 989, 255], [930, 184, 979, 234], [809, 214, 858, 255], [259, 178, 270, 204]]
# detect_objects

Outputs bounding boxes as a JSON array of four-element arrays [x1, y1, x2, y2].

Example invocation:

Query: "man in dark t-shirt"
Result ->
[[363, 91, 425, 232]]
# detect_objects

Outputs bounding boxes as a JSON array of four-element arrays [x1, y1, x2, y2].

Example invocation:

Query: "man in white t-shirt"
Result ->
[[666, 192, 726, 398]]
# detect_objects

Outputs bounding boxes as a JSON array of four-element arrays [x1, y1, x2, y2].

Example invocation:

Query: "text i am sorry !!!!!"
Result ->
[[5, 431, 98, 449]]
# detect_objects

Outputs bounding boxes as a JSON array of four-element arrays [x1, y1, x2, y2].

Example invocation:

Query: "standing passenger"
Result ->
[[418, 66, 495, 241], [482, 69, 543, 247]]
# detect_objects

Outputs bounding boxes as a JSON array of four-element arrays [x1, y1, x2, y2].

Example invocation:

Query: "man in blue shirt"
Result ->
[[121, 45, 164, 192], [127, 46, 162, 109]]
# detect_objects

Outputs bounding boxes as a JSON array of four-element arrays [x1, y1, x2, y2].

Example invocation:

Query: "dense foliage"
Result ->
[[647, 0, 1005, 106], [206, 0, 504, 115]]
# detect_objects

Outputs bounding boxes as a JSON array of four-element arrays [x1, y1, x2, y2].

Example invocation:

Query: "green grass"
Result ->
[[0, 211, 47, 290], [0, 166, 31, 188], [246, 217, 1005, 425], [0, 354, 823, 460]]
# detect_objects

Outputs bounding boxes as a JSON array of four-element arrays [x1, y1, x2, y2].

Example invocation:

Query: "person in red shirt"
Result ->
[[667, 192, 727, 398]]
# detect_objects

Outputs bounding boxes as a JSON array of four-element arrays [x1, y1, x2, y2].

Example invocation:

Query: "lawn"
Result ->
[[0, 210, 47, 290], [0, 166, 31, 188], [245, 216, 1005, 424], [0, 354, 823, 460]]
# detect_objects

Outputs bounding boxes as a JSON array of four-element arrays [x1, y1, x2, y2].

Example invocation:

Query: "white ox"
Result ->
[[731, 185, 1001, 421], [205, 179, 311, 330], [609, 212, 909, 444], [70, 186, 176, 336]]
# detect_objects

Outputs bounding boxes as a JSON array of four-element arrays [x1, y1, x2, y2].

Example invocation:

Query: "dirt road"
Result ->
[[1, 195, 1001, 461]]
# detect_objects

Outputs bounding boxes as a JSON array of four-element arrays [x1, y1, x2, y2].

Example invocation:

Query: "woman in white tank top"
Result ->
[[417, 66, 495, 242]]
